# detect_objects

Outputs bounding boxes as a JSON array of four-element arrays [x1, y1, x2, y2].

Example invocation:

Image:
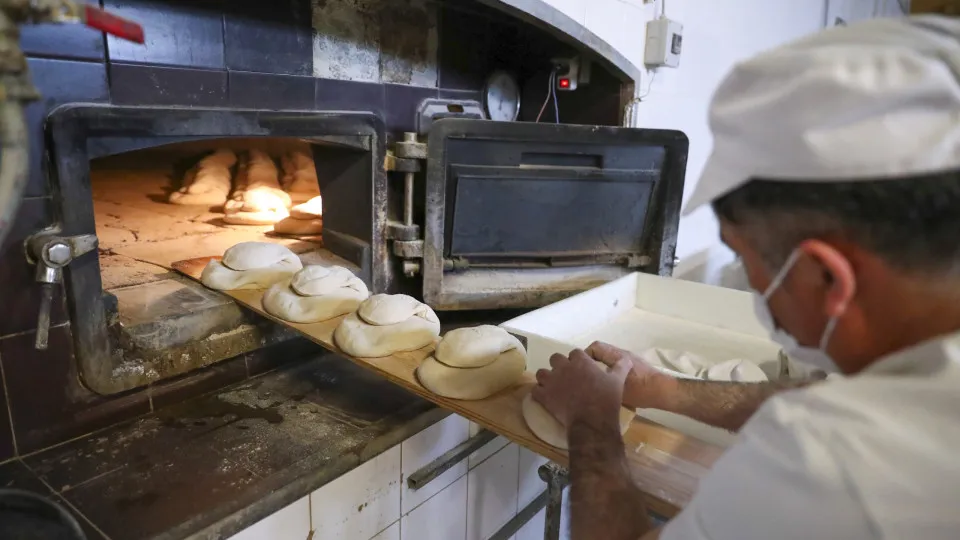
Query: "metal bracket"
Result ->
[[25, 226, 98, 350], [487, 462, 570, 540], [416, 97, 485, 136], [406, 429, 498, 491]]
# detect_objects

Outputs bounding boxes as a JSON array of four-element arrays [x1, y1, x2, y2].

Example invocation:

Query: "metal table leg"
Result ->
[[539, 463, 569, 540]]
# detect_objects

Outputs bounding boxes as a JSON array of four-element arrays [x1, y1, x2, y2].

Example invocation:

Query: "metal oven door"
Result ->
[[419, 119, 688, 311]]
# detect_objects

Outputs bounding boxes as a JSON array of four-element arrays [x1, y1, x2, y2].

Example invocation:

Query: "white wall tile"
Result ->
[[370, 521, 400, 540], [311, 447, 401, 540], [466, 444, 520, 540], [402, 414, 470, 514], [468, 421, 509, 469], [229, 496, 310, 540], [401, 475, 468, 540], [517, 448, 551, 508]]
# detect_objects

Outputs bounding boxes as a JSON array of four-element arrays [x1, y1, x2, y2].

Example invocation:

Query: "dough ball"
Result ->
[[357, 294, 436, 326], [434, 325, 522, 368], [201, 242, 303, 290], [291, 265, 364, 296], [705, 359, 768, 382], [334, 296, 440, 357], [274, 216, 322, 236], [290, 195, 323, 219], [641, 348, 709, 377], [416, 346, 526, 400], [262, 278, 367, 324], [522, 393, 634, 450], [223, 208, 289, 225], [221, 242, 300, 271]]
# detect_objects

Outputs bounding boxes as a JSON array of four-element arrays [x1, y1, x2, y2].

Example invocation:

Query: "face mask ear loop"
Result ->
[[763, 249, 803, 299], [819, 315, 840, 351]]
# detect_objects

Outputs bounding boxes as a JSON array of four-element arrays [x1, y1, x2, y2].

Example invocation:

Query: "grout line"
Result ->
[[0, 348, 19, 456], [25, 460, 115, 540]]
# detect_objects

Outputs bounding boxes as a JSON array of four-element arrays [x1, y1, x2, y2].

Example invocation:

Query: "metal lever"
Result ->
[[25, 229, 97, 350]]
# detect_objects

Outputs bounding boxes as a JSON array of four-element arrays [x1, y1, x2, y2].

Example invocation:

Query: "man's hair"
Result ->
[[711, 170, 960, 276]]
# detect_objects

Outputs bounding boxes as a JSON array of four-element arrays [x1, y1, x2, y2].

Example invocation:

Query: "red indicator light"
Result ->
[[558, 78, 571, 89]]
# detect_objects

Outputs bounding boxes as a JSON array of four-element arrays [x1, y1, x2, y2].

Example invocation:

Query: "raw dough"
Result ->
[[168, 149, 236, 206], [334, 294, 440, 357], [281, 151, 321, 204], [640, 347, 768, 382], [705, 359, 769, 382], [357, 294, 431, 326], [291, 265, 356, 295], [224, 150, 291, 225], [434, 325, 521, 368], [290, 195, 323, 219], [416, 344, 527, 400], [200, 242, 303, 290], [522, 393, 634, 450], [262, 266, 368, 323], [273, 216, 322, 236]]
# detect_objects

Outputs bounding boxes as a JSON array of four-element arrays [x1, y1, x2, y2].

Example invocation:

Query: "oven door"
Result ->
[[421, 119, 688, 311]]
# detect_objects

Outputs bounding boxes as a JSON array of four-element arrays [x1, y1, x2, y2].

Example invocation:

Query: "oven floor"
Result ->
[[91, 168, 339, 291]]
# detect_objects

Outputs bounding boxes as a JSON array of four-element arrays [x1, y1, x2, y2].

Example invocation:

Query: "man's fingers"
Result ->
[[586, 341, 627, 366], [531, 385, 545, 404], [535, 368, 551, 386], [549, 353, 568, 370], [608, 358, 633, 382]]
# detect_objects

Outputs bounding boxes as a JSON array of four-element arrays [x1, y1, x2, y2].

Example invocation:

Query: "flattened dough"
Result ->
[[273, 216, 322, 236], [522, 393, 634, 450], [262, 266, 368, 323], [416, 346, 527, 400], [434, 325, 522, 368], [224, 150, 291, 224], [705, 359, 768, 382], [290, 195, 323, 219], [334, 295, 440, 357], [168, 149, 236, 206], [281, 151, 321, 204], [200, 242, 303, 290]]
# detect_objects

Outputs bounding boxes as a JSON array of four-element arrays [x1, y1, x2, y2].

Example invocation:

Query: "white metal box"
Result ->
[[644, 18, 683, 68], [501, 272, 785, 447]]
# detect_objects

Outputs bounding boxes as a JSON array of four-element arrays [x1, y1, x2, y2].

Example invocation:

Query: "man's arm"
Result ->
[[587, 342, 812, 432], [657, 378, 809, 432], [568, 412, 652, 540]]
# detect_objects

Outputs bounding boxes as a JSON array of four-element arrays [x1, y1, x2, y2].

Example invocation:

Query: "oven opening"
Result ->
[[87, 136, 365, 391]]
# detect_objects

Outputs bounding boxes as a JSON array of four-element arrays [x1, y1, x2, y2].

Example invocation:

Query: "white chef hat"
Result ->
[[683, 15, 960, 216]]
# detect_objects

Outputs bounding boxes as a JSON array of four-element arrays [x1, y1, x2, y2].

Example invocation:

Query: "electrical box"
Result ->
[[644, 18, 683, 68], [552, 56, 583, 91]]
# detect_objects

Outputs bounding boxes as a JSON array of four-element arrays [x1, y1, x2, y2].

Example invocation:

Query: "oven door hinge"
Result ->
[[385, 132, 428, 277], [24, 226, 98, 350]]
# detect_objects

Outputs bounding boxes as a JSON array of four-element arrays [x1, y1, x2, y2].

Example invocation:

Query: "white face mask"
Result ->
[[751, 249, 844, 373]]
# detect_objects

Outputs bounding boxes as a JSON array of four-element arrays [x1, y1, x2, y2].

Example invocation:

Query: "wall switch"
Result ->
[[644, 17, 683, 68]]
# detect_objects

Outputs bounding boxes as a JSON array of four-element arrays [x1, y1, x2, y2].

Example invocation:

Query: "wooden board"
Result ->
[[173, 257, 723, 517]]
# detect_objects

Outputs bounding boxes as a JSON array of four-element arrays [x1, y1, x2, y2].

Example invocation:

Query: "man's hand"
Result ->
[[586, 342, 677, 410], [532, 348, 632, 429]]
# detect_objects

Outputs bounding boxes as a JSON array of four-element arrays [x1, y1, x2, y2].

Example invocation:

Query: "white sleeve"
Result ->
[[660, 398, 875, 540]]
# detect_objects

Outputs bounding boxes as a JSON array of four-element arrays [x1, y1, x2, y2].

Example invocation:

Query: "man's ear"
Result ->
[[799, 239, 855, 316]]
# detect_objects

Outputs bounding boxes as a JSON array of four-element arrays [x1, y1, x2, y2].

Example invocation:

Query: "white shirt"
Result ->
[[662, 330, 960, 540]]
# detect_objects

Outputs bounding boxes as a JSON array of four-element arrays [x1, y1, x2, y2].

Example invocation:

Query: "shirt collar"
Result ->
[[860, 329, 960, 377]]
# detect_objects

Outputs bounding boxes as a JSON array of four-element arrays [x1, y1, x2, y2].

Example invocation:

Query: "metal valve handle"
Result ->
[[25, 229, 97, 350]]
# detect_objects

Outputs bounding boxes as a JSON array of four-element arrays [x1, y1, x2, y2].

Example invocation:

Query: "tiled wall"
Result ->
[[0, 0, 624, 461]]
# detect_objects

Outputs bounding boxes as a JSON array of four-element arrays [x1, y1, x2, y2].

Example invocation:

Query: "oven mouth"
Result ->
[[46, 104, 385, 395]]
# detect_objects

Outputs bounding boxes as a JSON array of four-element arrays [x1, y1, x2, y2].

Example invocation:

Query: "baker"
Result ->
[[533, 15, 960, 540]]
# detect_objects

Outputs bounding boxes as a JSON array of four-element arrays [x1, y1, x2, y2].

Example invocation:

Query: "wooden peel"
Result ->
[[172, 256, 724, 517]]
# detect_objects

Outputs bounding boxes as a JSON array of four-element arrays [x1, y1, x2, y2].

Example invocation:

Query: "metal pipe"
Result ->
[[403, 172, 414, 226], [539, 463, 569, 540], [488, 490, 550, 540], [0, 5, 30, 249], [406, 429, 498, 490]]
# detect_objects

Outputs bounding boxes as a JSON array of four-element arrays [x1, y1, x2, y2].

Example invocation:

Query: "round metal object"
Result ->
[[483, 70, 521, 122], [46, 243, 72, 265], [0, 489, 87, 540]]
